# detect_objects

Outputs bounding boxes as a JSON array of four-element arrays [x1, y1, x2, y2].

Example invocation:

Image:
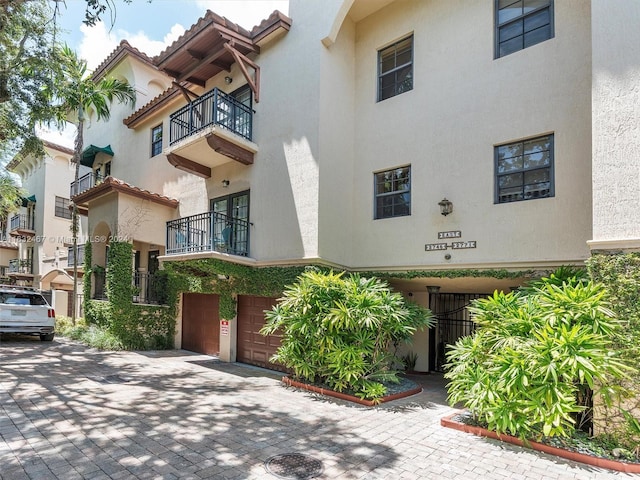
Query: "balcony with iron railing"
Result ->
[[9, 214, 35, 236], [166, 211, 249, 257], [70, 171, 103, 198], [9, 258, 33, 275], [166, 88, 257, 177], [91, 269, 168, 305], [67, 244, 85, 269], [170, 88, 252, 144], [134, 271, 168, 305]]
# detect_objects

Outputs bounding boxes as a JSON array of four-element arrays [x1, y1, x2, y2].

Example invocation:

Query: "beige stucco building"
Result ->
[[7, 141, 90, 316], [75, 0, 640, 372]]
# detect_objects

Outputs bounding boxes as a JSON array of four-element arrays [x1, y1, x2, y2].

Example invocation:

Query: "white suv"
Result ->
[[0, 285, 56, 341]]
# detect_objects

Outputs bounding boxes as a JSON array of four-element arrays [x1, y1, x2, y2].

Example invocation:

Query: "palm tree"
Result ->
[[52, 45, 136, 323]]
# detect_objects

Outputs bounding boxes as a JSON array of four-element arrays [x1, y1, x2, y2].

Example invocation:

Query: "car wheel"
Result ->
[[40, 333, 55, 342]]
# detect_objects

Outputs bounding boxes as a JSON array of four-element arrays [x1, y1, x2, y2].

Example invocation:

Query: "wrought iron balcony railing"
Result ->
[[70, 171, 103, 198], [169, 88, 252, 145], [133, 271, 169, 305], [166, 211, 249, 256], [10, 214, 34, 232], [9, 258, 32, 274]]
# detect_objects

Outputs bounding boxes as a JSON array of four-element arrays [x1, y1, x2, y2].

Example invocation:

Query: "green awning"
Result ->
[[21, 195, 36, 207], [81, 144, 114, 167]]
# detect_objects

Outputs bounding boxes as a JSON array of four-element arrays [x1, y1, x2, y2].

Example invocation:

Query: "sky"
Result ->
[[39, 0, 288, 146]]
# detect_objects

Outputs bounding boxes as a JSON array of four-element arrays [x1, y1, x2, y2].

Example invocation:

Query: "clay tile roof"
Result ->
[[6, 139, 74, 171], [72, 176, 179, 209], [123, 85, 182, 128], [42, 140, 74, 156], [91, 40, 156, 81], [0, 241, 18, 250], [154, 10, 252, 63], [251, 10, 292, 40]]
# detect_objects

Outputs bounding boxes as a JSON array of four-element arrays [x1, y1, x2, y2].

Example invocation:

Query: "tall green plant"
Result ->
[[445, 274, 631, 440], [49, 45, 136, 323], [261, 270, 433, 402]]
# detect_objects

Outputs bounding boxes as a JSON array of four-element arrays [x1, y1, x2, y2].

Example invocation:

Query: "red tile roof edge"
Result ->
[[72, 176, 179, 209]]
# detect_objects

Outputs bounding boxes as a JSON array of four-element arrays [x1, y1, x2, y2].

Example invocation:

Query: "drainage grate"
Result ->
[[265, 453, 323, 479]]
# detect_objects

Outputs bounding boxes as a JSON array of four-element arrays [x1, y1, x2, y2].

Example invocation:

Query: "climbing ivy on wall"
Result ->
[[82, 243, 549, 348], [587, 253, 640, 366], [586, 252, 640, 436], [83, 240, 177, 350], [164, 258, 542, 320], [163, 258, 314, 319]]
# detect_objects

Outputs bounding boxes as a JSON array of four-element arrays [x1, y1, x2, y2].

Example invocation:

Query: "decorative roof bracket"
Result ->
[[223, 42, 261, 103], [173, 82, 200, 103]]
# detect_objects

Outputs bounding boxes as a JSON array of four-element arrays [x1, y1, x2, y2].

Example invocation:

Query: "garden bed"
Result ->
[[282, 376, 422, 407], [441, 412, 640, 473]]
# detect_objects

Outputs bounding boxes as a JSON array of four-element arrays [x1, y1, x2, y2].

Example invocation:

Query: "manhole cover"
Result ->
[[265, 453, 323, 479]]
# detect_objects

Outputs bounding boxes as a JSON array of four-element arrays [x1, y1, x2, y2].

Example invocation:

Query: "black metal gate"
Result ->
[[429, 293, 488, 372]]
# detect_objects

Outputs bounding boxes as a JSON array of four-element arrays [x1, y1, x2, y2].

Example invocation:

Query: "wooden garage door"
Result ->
[[237, 295, 285, 372], [182, 293, 220, 355]]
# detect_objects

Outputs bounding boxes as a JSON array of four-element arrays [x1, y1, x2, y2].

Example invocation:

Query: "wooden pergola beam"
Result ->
[[223, 43, 261, 103]]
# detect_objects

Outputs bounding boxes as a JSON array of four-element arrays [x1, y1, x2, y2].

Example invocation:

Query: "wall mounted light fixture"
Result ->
[[438, 197, 453, 216], [222, 179, 230, 187], [224, 76, 233, 84]]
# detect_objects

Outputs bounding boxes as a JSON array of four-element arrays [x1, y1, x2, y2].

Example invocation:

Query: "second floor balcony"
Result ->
[[166, 88, 257, 178], [70, 171, 103, 198], [9, 258, 32, 275], [166, 211, 249, 257], [10, 214, 35, 237]]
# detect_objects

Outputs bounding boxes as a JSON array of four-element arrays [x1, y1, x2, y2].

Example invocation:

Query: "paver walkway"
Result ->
[[0, 336, 636, 479]]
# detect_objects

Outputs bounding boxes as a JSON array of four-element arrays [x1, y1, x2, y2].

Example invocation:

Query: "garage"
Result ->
[[182, 293, 220, 355], [236, 295, 285, 372]]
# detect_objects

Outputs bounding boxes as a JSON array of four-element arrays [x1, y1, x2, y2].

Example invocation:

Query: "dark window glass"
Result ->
[[210, 190, 250, 256], [496, 0, 553, 58], [378, 36, 413, 102], [151, 124, 163, 157], [495, 134, 554, 203], [54, 196, 72, 219], [374, 166, 411, 219]]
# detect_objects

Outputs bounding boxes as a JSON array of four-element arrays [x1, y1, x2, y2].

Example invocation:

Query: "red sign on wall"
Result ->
[[221, 320, 229, 336]]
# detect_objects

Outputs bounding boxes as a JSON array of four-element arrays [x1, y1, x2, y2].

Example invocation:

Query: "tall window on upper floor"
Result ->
[[496, 0, 554, 58], [55, 196, 72, 219], [495, 134, 554, 203], [378, 35, 413, 102], [151, 124, 163, 157], [374, 166, 411, 219]]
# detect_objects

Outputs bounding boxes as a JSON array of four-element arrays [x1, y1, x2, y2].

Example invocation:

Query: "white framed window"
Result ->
[[374, 166, 411, 219]]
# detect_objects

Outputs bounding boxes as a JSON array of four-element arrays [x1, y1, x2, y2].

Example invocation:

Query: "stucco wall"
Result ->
[[590, 0, 640, 246], [344, 0, 592, 270]]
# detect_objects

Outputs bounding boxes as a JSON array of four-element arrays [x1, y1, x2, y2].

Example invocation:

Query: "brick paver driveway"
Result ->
[[0, 337, 635, 479]]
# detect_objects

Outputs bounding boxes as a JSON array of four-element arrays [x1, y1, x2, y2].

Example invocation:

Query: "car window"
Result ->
[[0, 293, 48, 305]]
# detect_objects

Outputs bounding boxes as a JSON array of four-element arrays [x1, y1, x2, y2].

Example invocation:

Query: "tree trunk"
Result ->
[[71, 109, 84, 325]]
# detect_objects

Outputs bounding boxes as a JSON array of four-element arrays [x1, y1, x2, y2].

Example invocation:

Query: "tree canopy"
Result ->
[[0, 0, 59, 163]]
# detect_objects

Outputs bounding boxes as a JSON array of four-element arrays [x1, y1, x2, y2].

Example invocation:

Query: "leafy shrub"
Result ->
[[57, 316, 124, 351], [260, 270, 433, 402], [445, 271, 631, 440], [55, 315, 87, 334]]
